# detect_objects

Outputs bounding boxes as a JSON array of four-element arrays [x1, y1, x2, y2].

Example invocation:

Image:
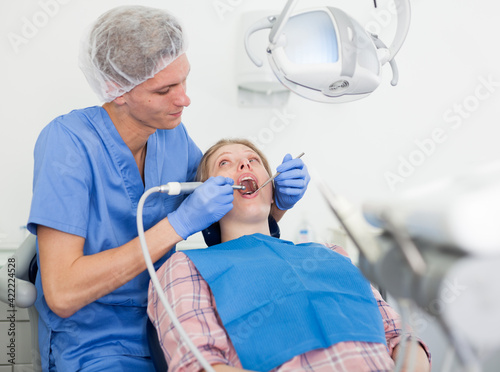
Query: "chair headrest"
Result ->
[[202, 215, 280, 247]]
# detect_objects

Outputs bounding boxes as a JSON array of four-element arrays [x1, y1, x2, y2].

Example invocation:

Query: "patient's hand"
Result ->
[[392, 340, 431, 372]]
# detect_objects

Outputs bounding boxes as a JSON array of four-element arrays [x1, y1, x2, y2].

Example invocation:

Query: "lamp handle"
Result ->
[[244, 16, 277, 67], [269, 0, 299, 44]]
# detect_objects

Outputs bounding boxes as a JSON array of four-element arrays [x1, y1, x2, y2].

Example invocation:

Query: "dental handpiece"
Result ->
[[158, 182, 245, 195]]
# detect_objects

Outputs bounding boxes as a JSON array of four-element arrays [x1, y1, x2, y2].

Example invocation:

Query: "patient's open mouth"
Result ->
[[239, 176, 258, 194]]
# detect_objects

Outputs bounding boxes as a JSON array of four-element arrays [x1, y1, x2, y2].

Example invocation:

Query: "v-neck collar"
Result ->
[[94, 107, 159, 206]]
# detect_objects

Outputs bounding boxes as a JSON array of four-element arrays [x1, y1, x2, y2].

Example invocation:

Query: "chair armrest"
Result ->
[[0, 234, 38, 308]]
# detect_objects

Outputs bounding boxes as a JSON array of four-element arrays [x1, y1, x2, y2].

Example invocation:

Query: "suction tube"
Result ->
[[137, 186, 216, 372], [137, 181, 245, 371]]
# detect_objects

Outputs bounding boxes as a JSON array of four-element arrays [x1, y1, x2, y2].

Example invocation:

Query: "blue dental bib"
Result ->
[[184, 234, 386, 371]]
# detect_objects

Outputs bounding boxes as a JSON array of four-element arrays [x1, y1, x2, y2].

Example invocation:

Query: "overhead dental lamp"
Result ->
[[244, 0, 411, 103]]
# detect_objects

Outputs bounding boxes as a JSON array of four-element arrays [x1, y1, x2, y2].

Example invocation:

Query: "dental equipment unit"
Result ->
[[317, 162, 500, 372], [244, 0, 411, 103], [244, 152, 305, 195]]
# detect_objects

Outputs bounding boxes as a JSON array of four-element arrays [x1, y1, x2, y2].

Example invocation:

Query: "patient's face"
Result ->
[[209, 144, 273, 223]]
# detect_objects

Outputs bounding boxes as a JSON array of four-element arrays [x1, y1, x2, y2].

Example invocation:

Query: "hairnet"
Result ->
[[79, 6, 187, 102]]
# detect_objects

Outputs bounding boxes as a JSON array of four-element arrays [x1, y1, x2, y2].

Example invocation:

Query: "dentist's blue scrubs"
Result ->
[[27, 106, 202, 371]]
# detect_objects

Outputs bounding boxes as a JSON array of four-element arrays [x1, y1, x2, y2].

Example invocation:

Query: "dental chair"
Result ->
[[0, 233, 41, 371]]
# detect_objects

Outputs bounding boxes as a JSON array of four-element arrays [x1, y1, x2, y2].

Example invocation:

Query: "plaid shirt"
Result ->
[[147, 245, 430, 372]]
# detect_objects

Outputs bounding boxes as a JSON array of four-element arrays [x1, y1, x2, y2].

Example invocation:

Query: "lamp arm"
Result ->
[[269, 0, 299, 44], [244, 16, 278, 67]]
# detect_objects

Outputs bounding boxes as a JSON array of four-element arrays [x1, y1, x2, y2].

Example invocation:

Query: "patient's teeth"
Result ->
[[240, 178, 258, 192]]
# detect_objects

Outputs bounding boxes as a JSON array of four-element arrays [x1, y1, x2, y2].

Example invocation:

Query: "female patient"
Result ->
[[147, 139, 431, 372]]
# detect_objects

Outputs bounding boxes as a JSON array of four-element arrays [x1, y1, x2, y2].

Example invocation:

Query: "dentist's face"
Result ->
[[120, 53, 191, 131], [209, 144, 273, 222]]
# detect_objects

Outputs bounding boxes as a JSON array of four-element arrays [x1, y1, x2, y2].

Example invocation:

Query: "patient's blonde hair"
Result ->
[[196, 139, 272, 182]]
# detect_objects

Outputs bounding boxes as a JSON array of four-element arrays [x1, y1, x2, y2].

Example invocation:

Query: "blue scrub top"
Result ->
[[28, 106, 202, 371]]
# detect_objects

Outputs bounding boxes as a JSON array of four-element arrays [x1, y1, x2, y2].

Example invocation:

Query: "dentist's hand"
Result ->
[[168, 177, 235, 240], [273, 154, 310, 210]]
